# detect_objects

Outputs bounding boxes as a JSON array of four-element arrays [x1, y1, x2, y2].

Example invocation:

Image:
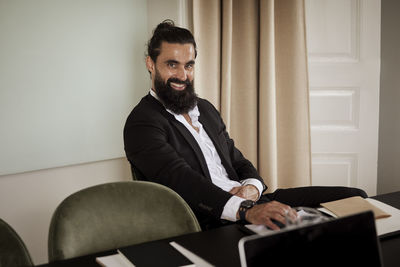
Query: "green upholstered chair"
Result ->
[[48, 181, 201, 262], [0, 218, 33, 267]]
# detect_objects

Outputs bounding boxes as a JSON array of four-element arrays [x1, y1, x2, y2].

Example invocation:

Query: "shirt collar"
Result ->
[[149, 89, 200, 123]]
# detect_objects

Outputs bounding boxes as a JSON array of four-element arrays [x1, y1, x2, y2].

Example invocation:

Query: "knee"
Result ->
[[352, 188, 368, 198]]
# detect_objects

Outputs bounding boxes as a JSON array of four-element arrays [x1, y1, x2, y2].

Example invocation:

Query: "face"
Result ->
[[147, 42, 195, 89], [146, 42, 197, 114]]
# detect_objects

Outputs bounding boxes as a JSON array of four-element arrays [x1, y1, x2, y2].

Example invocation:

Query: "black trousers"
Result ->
[[257, 186, 368, 207]]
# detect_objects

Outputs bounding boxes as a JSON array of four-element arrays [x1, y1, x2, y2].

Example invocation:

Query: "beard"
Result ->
[[154, 70, 197, 114]]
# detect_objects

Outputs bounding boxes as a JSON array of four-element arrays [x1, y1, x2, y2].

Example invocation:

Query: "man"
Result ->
[[124, 20, 367, 230]]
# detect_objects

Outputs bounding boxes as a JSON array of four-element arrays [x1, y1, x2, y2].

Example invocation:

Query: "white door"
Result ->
[[305, 0, 381, 195]]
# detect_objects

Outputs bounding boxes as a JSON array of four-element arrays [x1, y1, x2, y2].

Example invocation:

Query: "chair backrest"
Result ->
[[48, 181, 201, 261], [130, 164, 146, 181], [0, 218, 33, 267]]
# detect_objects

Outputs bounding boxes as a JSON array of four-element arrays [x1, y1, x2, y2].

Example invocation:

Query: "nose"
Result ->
[[175, 66, 187, 81]]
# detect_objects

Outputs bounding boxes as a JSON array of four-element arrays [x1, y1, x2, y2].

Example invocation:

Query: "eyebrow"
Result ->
[[165, 59, 195, 65], [165, 60, 179, 65]]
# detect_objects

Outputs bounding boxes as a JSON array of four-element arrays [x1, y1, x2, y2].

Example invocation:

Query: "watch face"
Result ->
[[241, 200, 255, 209]]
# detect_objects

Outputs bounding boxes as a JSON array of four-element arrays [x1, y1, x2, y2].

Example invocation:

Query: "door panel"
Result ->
[[306, 0, 381, 195]]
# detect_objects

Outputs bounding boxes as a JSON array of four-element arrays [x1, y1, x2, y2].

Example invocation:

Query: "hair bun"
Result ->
[[154, 19, 175, 32], [147, 19, 196, 62]]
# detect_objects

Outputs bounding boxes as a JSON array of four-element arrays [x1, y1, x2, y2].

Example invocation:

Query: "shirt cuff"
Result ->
[[240, 178, 263, 200], [221, 195, 245, 221]]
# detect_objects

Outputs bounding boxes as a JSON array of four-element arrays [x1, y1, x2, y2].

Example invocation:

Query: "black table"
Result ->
[[371, 191, 400, 267], [37, 191, 400, 267]]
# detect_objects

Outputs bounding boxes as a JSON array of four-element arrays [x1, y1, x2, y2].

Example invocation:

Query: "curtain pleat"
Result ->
[[259, 0, 279, 190], [221, 0, 259, 165], [272, 0, 311, 188], [192, 0, 221, 109], [192, 0, 311, 191]]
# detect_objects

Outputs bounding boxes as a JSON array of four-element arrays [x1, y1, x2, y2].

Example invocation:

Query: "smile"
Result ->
[[170, 82, 187, 91]]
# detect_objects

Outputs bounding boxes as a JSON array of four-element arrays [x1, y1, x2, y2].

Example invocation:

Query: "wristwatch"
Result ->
[[239, 200, 255, 222]]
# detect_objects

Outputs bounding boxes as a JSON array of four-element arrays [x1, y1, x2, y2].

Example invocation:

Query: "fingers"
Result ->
[[285, 208, 298, 224], [266, 202, 289, 225], [230, 185, 259, 201], [265, 218, 281, 230], [229, 186, 241, 195], [245, 201, 294, 229]]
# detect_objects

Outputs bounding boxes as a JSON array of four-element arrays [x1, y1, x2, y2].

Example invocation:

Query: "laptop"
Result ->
[[238, 211, 383, 267]]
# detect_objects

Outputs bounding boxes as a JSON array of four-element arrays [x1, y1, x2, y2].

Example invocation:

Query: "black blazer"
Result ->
[[123, 94, 266, 228]]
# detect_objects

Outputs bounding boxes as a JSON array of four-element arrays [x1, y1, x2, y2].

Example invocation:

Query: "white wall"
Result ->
[[0, 0, 149, 176], [0, 158, 132, 264], [147, 0, 192, 32], [0, 0, 147, 264], [0, 0, 187, 265]]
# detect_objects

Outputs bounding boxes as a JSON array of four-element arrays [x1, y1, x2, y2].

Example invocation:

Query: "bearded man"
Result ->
[[123, 20, 367, 230]]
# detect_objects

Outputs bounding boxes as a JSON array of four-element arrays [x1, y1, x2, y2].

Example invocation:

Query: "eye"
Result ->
[[185, 63, 194, 70], [167, 62, 176, 68]]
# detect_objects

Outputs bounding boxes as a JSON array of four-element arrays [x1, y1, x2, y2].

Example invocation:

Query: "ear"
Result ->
[[146, 56, 155, 75]]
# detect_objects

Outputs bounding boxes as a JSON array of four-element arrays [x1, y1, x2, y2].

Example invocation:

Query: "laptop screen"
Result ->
[[238, 211, 382, 267]]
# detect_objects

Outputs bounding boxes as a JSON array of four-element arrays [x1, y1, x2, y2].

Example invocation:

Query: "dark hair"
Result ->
[[147, 19, 197, 62]]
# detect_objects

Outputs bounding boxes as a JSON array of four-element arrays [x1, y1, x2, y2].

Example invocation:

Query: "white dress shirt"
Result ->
[[150, 90, 263, 221]]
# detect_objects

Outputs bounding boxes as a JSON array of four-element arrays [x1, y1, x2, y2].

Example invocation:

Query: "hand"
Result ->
[[230, 185, 259, 201], [245, 201, 298, 230]]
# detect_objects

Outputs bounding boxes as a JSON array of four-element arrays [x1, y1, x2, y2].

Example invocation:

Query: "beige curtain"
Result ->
[[192, 0, 311, 191]]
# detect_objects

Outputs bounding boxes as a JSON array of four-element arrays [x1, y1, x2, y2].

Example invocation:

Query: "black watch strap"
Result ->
[[239, 200, 255, 222]]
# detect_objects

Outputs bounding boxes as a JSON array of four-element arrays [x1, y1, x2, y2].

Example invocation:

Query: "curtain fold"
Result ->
[[193, 0, 311, 191]]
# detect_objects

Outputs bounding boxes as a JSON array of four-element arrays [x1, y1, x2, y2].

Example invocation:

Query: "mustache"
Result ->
[[167, 78, 191, 86]]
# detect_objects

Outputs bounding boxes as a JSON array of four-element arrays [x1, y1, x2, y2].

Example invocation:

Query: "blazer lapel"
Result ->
[[198, 111, 239, 181], [146, 95, 212, 180], [170, 120, 212, 179]]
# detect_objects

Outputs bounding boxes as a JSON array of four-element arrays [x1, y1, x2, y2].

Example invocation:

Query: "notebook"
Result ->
[[96, 242, 201, 267], [238, 211, 382, 267], [117, 241, 193, 267], [320, 196, 391, 219]]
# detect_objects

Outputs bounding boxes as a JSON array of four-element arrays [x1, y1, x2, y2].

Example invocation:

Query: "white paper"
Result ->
[[96, 253, 135, 267], [245, 224, 273, 235], [169, 241, 214, 267], [318, 207, 337, 218], [366, 198, 400, 236]]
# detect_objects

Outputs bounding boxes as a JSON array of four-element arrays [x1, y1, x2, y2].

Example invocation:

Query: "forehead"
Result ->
[[157, 42, 195, 63]]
